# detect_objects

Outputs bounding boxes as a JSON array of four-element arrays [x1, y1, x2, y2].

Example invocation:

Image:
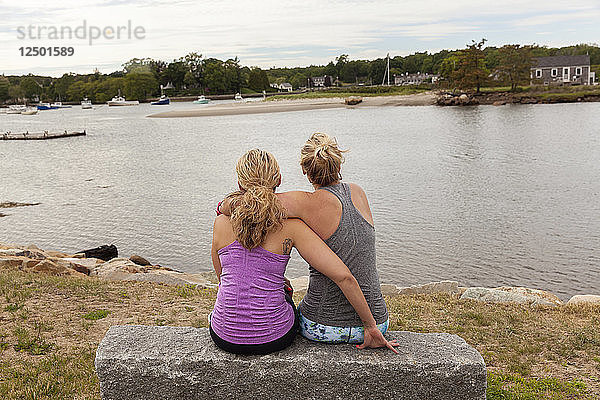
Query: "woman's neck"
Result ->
[[312, 180, 340, 190]]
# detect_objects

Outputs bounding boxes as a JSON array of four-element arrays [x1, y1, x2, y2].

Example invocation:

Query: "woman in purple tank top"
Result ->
[[210, 149, 398, 355]]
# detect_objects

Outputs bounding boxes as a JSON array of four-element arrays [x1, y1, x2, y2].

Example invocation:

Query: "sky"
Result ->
[[1, 0, 599, 77]]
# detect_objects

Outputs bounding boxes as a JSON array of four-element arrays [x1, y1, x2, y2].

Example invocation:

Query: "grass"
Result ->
[[82, 310, 110, 321], [268, 85, 430, 100], [487, 372, 588, 400], [0, 268, 598, 399]]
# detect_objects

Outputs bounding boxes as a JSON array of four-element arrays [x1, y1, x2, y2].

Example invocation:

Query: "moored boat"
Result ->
[[37, 102, 59, 110], [193, 95, 209, 104], [107, 96, 140, 106], [234, 93, 243, 101], [21, 108, 38, 115], [7, 105, 27, 114], [151, 95, 170, 105], [51, 101, 72, 108], [81, 98, 93, 109]]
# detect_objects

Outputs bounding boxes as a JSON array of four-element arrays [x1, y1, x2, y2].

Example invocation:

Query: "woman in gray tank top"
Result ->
[[276, 133, 389, 343]]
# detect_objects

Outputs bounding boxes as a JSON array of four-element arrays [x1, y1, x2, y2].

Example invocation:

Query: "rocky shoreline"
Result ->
[[1, 242, 598, 307], [436, 90, 600, 106]]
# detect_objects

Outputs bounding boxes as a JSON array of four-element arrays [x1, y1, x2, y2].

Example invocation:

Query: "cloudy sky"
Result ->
[[1, 0, 599, 76]]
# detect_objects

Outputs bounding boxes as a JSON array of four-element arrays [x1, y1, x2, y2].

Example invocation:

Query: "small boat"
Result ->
[[51, 101, 72, 108], [7, 105, 27, 114], [21, 108, 38, 115], [81, 98, 93, 109], [107, 95, 139, 106], [151, 95, 170, 105], [193, 95, 209, 104], [234, 93, 243, 101], [37, 102, 59, 110]]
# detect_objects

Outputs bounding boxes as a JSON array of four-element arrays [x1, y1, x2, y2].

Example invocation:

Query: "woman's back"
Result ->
[[211, 238, 293, 345], [297, 183, 388, 326]]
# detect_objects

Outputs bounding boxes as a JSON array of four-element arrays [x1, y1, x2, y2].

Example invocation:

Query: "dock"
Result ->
[[1, 130, 86, 140]]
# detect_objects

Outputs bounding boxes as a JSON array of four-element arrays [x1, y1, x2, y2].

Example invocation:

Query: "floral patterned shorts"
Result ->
[[299, 312, 389, 344]]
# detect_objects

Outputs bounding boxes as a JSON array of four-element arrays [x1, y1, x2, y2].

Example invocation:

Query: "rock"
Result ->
[[0, 257, 25, 269], [78, 244, 118, 261], [0, 248, 24, 256], [380, 283, 399, 296], [92, 258, 144, 279], [397, 281, 460, 295], [459, 94, 470, 104], [129, 255, 151, 266], [567, 295, 600, 305], [460, 286, 562, 306], [32, 259, 71, 276], [96, 326, 486, 400], [53, 257, 100, 275], [289, 276, 309, 293], [21, 259, 40, 269], [123, 271, 217, 288], [492, 100, 506, 106], [345, 96, 363, 106], [45, 250, 70, 258], [19, 249, 48, 260]]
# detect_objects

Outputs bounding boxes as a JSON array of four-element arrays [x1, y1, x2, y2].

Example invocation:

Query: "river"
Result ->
[[1, 101, 598, 299]]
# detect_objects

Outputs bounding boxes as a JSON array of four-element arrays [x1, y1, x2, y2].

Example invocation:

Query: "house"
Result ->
[[310, 76, 332, 87], [394, 73, 439, 86], [531, 55, 596, 85], [278, 82, 293, 92]]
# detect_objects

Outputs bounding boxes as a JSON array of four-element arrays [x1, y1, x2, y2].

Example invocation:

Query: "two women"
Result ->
[[210, 135, 393, 354]]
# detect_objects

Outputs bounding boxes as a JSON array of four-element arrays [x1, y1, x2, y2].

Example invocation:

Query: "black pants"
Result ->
[[209, 293, 299, 355]]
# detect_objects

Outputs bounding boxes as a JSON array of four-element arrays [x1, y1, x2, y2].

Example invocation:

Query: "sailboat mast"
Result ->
[[381, 53, 390, 86], [386, 54, 390, 86]]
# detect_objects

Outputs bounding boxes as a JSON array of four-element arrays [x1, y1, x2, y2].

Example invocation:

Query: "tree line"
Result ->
[[1, 43, 599, 103]]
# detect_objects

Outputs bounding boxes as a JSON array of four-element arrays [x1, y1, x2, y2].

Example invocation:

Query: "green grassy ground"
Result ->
[[268, 85, 430, 100], [1, 269, 598, 399]]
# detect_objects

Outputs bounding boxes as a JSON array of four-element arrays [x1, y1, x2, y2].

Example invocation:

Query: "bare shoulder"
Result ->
[[347, 182, 374, 226], [213, 215, 235, 247], [213, 214, 231, 229], [348, 182, 368, 199]]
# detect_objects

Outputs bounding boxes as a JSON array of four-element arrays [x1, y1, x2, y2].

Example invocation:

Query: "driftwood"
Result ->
[[78, 244, 118, 261]]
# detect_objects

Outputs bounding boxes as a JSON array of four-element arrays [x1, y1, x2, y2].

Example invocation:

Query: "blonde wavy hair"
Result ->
[[300, 132, 347, 187], [228, 149, 286, 249]]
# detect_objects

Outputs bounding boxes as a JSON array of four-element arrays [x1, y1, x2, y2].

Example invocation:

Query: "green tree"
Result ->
[[123, 72, 157, 100], [453, 39, 489, 93], [497, 44, 533, 91], [204, 59, 226, 94], [438, 55, 459, 87], [20, 76, 42, 100], [248, 67, 269, 92], [0, 76, 9, 102], [182, 52, 204, 89], [54, 73, 76, 100]]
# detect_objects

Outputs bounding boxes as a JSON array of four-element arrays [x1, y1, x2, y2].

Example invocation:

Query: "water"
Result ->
[[1, 101, 599, 299]]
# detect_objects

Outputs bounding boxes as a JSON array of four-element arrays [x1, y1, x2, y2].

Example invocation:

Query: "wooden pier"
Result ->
[[1, 130, 86, 140]]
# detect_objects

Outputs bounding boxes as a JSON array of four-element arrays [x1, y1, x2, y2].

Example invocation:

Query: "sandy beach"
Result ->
[[147, 92, 437, 118]]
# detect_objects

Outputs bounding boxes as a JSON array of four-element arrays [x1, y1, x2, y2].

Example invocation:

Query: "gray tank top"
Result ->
[[298, 183, 388, 326]]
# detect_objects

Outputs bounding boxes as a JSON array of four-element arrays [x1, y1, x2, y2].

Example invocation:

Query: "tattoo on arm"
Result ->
[[282, 238, 292, 255]]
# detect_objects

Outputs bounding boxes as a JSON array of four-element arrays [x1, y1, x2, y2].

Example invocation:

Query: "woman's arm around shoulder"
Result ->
[[211, 215, 235, 282], [285, 219, 398, 353], [276, 191, 312, 219]]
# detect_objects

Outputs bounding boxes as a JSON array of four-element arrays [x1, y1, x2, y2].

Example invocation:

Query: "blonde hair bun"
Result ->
[[300, 133, 347, 187]]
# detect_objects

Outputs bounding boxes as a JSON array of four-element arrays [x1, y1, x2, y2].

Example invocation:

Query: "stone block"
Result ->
[[96, 326, 486, 400]]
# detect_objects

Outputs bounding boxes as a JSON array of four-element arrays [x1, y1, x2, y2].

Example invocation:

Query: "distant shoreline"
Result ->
[[147, 92, 437, 118]]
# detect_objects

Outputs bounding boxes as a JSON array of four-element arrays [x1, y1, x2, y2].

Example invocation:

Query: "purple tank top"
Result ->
[[210, 240, 294, 345]]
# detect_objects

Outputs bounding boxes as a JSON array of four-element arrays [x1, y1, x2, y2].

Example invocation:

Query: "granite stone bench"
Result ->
[[95, 325, 486, 400]]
